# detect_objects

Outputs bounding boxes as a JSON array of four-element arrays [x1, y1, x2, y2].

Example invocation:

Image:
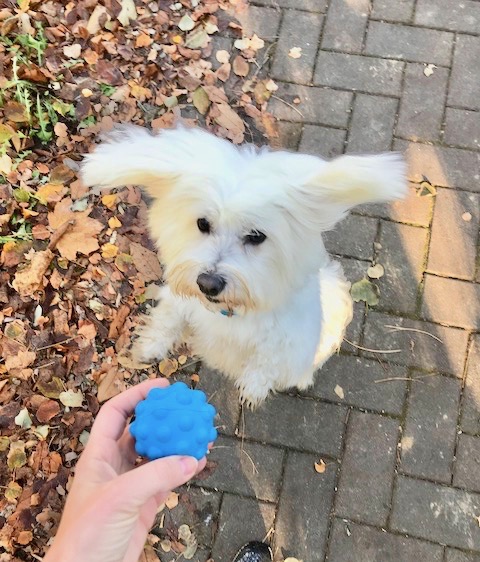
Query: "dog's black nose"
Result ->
[[197, 273, 226, 297]]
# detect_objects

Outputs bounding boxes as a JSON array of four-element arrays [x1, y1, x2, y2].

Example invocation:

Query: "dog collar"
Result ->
[[220, 309, 235, 317]]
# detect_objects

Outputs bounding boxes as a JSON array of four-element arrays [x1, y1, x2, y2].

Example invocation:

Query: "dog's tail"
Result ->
[[305, 152, 407, 206]]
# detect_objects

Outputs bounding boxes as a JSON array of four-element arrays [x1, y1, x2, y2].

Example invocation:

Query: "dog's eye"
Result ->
[[197, 218, 211, 234], [244, 230, 266, 245]]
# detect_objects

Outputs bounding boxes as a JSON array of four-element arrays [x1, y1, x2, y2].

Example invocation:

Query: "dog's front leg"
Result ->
[[130, 286, 186, 365], [235, 364, 277, 409]]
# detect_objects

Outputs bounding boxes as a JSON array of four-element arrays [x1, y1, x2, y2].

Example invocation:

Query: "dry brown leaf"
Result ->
[[63, 43, 81, 58], [12, 249, 53, 297], [48, 198, 103, 261], [5, 350, 36, 372], [232, 55, 249, 77], [97, 367, 125, 402], [129, 242, 162, 282], [36, 400, 60, 423], [314, 459, 326, 473], [159, 358, 178, 377], [136, 31, 153, 48], [288, 47, 302, 59], [212, 103, 245, 143], [35, 183, 66, 205], [165, 491, 179, 509]]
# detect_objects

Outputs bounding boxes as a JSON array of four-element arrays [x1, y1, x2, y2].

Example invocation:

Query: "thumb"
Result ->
[[114, 456, 199, 509]]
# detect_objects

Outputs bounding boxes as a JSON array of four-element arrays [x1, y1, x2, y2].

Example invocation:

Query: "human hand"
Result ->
[[44, 379, 206, 562]]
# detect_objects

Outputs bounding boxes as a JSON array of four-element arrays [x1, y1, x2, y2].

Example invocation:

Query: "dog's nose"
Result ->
[[197, 273, 226, 297]]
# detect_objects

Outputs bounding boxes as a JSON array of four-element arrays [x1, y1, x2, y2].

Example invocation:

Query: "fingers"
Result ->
[[90, 378, 169, 442], [113, 455, 200, 509]]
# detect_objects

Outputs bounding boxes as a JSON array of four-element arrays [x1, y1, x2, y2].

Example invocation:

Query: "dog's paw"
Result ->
[[236, 375, 272, 409], [128, 335, 168, 366]]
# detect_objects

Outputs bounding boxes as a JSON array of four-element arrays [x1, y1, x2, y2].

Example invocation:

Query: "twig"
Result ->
[[48, 219, 75, 251], [34, 336, 77, 351], [384, 324, 443, 343], [343, 338, 402, 354], [270, 94, 304, 118], [375, 372, 441, 384], [240, 447, 259, 475]]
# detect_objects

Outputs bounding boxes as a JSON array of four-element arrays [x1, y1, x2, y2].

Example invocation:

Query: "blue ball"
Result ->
[[129, 382, 218, 461]]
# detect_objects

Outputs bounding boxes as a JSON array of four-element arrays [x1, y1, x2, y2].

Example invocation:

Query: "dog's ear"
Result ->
[[81, 124, 219, 196], [290, 152, 407, 230]]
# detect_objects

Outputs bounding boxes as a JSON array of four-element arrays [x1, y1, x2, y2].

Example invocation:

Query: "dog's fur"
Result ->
[[82, 125, 406, 406]]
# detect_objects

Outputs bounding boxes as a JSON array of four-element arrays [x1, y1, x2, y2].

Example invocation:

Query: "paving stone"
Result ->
[[371, 0, 415, 22], [338, 257, 368, 348], [336, 411, 399, 526], [323, 214, 377, 260], [446, 549, 480, 562], [240, 393, 347, 457], [271, 10, 323, 84], [314, 52, 404, 96], [396, 64, 449, 142], [210, 495, 276, 562], [254, 0, 327, 11], [232, 5, 281, 40], [454, 434, 480, 493], [159, 546, 210, 562], [197, 367, 240, 436], [322, 0, 369, 53], [461, 334, 480, 434], [198, 435, 284, 501], [363, 311, 469, 377], [415, 0, 480, 34], [275, 121, 303, 151], [395, 140, 480, 192], [449, 35, 480, 111], [422, 275, 480, 330], [365, 22, 453, 66], [159, 487, 221, 547], [275, 451, 336, 561], [445, 108, 480, 150], [357, 183, 433, 227], [299, 124, 346, 158], [347, 94, 397, 153], [268, 82, 352, 126], [306, 354, 407, 415], [391, 475, 480, 550], [375, 221, 427, 314], [328, 519, 444, 562], [427, 188, 480, 280], [401, 373, 461, 483]]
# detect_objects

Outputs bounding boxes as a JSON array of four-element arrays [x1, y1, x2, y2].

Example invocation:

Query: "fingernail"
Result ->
[[180, 456, 198, 475]]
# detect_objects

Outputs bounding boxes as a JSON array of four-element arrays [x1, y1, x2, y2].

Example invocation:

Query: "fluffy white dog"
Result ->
[[82, 125, 406, 407]]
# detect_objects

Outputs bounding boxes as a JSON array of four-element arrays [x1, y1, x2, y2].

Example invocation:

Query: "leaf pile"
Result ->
[[0, 0, 278, 559]]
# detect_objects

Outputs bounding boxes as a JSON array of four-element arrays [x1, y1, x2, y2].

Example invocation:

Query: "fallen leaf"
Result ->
[[7, 441, 27, 469], [48, 198, 103, 260], [232, 55, 249, 77], [216, 50, 230, 63], [424, 63, 436, 77], [97, 367, 125, 402], [165, 491, 179, 509], [16, 531, 33, 545], [37, 377, 64, 399], [178, 14, 195, 31], [334, 385, 345, 400], [36, 400, 60, 423], [160, 539, 172, 552], [101, 243, 119, 259], [5, 481, 22, 503], [118, 0, 137, 26], [108, 216, 122, 229], [185, 28, 209, 49], [314, 459, 326, 473], [12, 249, 53, 297], [159, 358, 178, 377], [87, 4, 110, 35], [462, 212, 472, 222], [102, 193, 117, 208], [288, 47, 302, 59], [59, 389, 84, 408], [4, 101, 29, 122], [367, 263, 385, 279], [130, 242, 162, 282], [6, 350, 36, 372], [192, 87, 210, 115], [63, 43, 82, 59], [212, 103, 245, 143], [14, 408, 32, 429], [350, 278, 379, 307], [136, 31, 153, 48]]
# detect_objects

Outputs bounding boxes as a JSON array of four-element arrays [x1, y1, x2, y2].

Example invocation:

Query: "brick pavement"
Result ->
[[159, 2, 480, 560]]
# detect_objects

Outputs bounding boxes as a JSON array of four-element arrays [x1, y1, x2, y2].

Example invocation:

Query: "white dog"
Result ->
[[82, 125, 406, 407]]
